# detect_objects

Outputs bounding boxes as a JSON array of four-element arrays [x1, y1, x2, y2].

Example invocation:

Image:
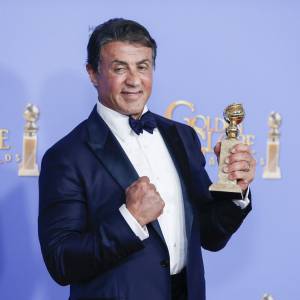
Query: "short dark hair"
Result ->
[[87, 18, 157, 71]]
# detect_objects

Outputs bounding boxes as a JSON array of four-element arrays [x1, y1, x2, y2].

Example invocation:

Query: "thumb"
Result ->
[[214, 141, 222, 165], [214, 141, 222, 157]]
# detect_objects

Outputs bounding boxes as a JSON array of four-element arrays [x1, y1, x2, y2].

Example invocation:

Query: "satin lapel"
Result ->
[[86, 107, 167, 246], [86, 107, 139, 190], [154, 115, 194, 241]]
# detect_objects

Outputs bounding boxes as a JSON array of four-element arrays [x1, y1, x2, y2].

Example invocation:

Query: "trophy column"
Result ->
[[18, 104, 40, 176], [209, 103, 245, 198], [263, 112, 282, 179]]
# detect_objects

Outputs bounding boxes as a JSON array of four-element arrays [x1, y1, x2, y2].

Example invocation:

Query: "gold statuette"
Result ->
[[263, 112, 282, 179], [262, 294, 275, 300], [18, 104, 40, 176], [209, 103, 244, 198]]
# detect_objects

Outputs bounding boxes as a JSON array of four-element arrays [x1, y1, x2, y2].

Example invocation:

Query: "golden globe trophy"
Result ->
[[209, 103, 244, 198], [18, 104, 40, 176], [262, 294, 275, 300], [263, 112, 281, 179]]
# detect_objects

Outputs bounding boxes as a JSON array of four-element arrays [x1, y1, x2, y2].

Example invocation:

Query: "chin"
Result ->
[[127, 110, 143, 117], [126, 104, 146, 115]]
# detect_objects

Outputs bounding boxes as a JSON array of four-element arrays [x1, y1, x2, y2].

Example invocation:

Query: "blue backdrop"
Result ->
[[0, 1, 299, 299]]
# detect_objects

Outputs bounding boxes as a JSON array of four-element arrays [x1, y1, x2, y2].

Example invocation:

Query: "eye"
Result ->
[[138, 64, 149, 71], [114, 67, 126, 73]]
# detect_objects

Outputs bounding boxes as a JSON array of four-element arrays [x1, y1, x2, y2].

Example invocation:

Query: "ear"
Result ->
[[86, 64, 98, 87]]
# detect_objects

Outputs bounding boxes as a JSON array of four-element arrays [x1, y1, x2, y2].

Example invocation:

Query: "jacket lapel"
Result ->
[[154, 114, 194, 242], [86, 107, 139, 189], [86, 107, 167, 246]]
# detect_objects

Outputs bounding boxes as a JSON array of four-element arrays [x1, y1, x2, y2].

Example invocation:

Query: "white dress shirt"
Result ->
[[97, 101, 249, 275]]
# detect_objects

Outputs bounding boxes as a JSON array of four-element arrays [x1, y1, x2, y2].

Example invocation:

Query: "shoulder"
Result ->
[[153, 112, 206, 166], [42, 119, 88, 164], [152, 112, 196, 139]]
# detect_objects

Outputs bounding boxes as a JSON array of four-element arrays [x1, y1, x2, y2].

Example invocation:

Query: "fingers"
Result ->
[[231, 143, 252, 154], [226, 170, 249, 181], [227, 144, 255, 167], [127, 176, 150, 190], [223, 161, 251, 174], [125, 176, 164, 226], [224, 167, 254, 191], [139, 176, 150, 182], [126, 176, 159, 197], [222, 143, 256, 190], [225, 152, 252, 165]]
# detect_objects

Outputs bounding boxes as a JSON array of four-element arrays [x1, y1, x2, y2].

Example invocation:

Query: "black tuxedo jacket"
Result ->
[[38, 106, 251, 300]]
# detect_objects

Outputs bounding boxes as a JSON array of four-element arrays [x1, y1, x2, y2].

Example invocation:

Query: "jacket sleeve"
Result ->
[[38, 148, 144, 286], [189, 128, 252, 252]]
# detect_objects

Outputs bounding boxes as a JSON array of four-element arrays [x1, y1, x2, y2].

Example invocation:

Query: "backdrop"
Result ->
[[0, 1, 299, 299]]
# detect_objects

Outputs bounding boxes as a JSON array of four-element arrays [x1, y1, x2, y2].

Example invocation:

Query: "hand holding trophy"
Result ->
[[209, 103, 245, 199]]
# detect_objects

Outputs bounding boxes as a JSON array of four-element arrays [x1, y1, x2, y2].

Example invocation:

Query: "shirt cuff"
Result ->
[[119, 204, 149, 241], [233, 186, 250, 209]]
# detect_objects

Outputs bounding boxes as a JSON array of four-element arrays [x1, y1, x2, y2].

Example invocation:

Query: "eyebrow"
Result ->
[[111, 59, 152, 66], [136, 59, 152, 65]]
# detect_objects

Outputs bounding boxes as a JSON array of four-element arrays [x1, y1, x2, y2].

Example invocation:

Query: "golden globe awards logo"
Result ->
[[0, 129, 10, 150], [0, 129, 22, 164], [0, 104, 40, 176], [164, 100, 282, 179]]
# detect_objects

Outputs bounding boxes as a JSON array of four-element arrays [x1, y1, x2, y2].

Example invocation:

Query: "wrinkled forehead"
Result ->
[[99, 41, 154, 64]]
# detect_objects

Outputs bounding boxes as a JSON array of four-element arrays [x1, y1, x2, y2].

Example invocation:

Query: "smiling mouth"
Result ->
[[121, 91, 143, 95]]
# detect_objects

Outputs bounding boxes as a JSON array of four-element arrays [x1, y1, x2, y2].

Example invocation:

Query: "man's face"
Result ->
[[87, 41, 153, 119]]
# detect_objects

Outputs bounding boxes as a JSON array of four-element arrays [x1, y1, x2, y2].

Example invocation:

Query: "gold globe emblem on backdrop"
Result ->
[[18, 103, 40, 176]]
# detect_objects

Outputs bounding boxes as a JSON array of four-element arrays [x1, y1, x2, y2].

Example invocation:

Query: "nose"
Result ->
[[125, 70, 141, 87]]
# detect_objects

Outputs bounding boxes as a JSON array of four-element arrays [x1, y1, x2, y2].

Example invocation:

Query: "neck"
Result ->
[[130, 112, 143, 120]]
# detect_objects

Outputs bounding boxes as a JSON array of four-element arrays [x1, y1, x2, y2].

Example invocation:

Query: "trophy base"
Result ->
[[209, 183, 243, 200], [18, 166, 39, 176], [262, 168, 281, 179]]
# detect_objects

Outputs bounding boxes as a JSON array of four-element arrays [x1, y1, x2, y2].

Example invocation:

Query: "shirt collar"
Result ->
[[97, 101, 149, 142]]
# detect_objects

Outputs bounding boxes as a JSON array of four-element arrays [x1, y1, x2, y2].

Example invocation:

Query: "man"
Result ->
[[38, 18, 255, 300]]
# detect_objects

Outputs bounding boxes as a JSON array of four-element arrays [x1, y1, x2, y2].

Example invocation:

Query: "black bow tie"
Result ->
[[129, 111, 157, 135]]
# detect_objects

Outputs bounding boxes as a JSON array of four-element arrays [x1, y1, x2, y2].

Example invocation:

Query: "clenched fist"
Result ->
[[126, 176, 165, 226]]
